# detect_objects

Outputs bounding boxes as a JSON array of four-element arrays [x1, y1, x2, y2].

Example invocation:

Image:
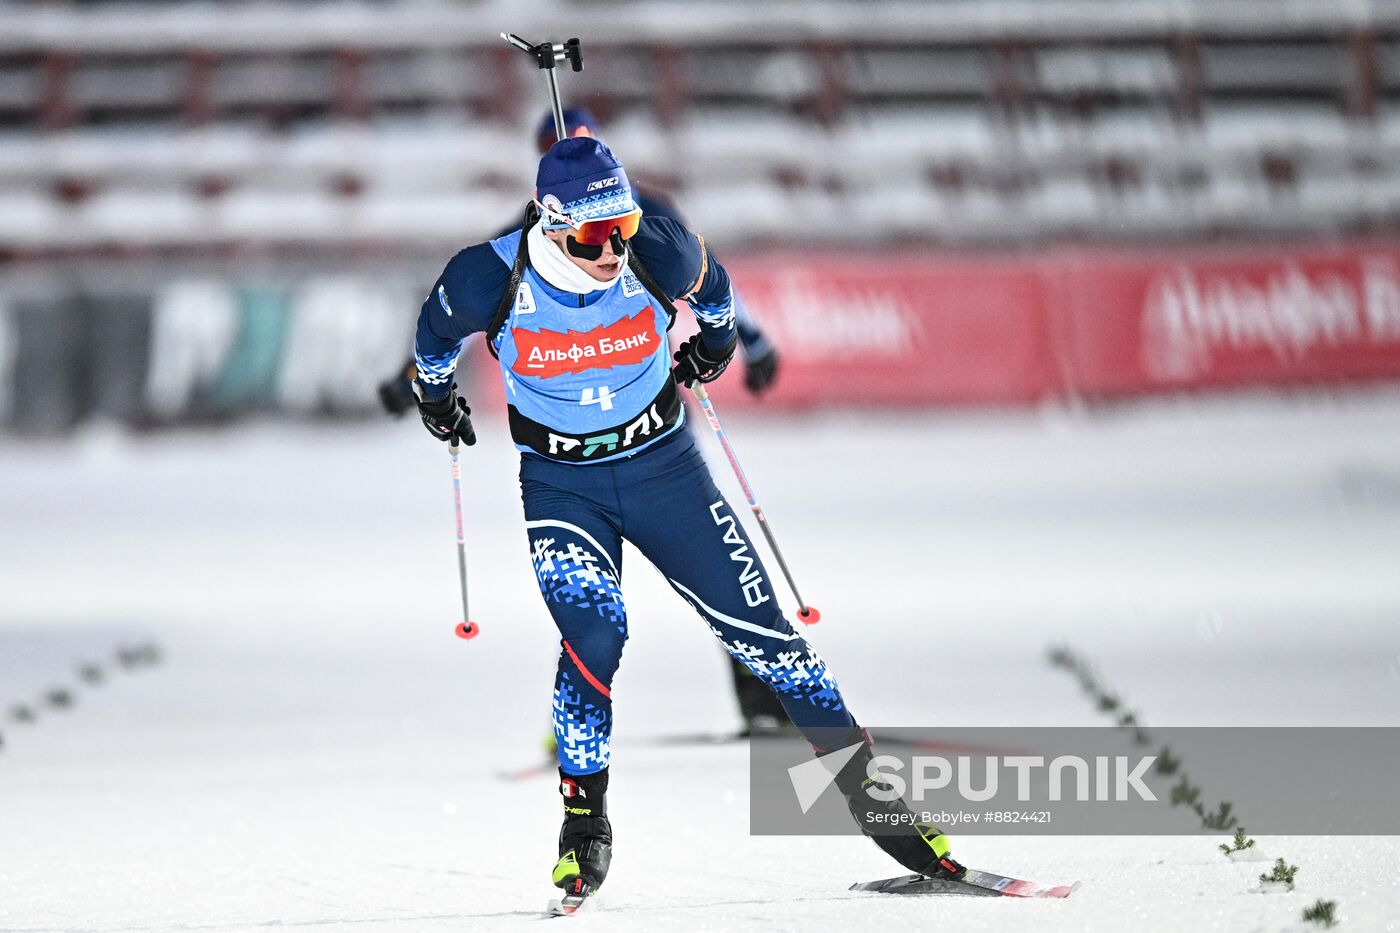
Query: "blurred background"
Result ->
[[5, 0, 1400, 428]]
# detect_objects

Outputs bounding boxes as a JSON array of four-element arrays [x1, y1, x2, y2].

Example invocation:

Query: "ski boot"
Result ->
[[824, 739, 966, 881], [553, 769, 613, 900]]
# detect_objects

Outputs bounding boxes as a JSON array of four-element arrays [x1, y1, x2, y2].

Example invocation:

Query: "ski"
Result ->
[[545, 893, 589, 917], [851, 869, 1079, 899], [545, 877, 598, 918]]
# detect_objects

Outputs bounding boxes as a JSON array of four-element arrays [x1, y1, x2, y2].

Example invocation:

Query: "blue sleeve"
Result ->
[[630, 216, 736, 353], [414, 243, 511, 399]]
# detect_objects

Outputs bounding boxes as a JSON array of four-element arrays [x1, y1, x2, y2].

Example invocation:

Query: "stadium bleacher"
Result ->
[[1, 0, 1398, 254]]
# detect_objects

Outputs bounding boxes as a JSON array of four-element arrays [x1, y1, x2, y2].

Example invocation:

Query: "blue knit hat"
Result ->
[[535, 137, 636, 229]]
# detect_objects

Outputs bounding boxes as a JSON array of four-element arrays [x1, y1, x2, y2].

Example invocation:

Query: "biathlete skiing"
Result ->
[[384, 106, 794, 736], [408, 120, 966, 909]]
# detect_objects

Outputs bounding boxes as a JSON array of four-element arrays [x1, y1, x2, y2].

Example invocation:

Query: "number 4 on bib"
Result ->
[[580, 386, 616, 412]]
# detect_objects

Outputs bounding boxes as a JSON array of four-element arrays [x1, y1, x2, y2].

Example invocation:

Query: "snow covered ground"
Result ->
[[2, 389, 1399, 931]]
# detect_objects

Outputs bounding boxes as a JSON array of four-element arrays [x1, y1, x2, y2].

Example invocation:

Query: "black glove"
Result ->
[[377, 360, 418, 417], [744, 347, 780, 395], [413, 381, 476, 445], [672, 335, 735, 388]]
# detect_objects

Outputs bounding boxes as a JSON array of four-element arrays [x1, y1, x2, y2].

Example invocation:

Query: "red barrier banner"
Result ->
[[699, 253, 1058, 409], [1055, 248, 1400, 396], [468, 242, 1400, 411]]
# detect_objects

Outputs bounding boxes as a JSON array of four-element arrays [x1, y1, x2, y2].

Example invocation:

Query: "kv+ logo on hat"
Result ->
[[536, 137, 637, 227]]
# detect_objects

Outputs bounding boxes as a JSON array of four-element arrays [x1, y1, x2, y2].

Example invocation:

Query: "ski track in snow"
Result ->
[[3, 390, 1400, 931]]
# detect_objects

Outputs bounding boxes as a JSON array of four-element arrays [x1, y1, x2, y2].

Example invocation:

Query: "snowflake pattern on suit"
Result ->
[[530, 534, 625, 625], [553, 672, 611, 773]]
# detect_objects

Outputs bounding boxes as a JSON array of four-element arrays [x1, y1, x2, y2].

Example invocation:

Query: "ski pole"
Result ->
[[688, 383, 820, 624], [449, 439, 480, 640]]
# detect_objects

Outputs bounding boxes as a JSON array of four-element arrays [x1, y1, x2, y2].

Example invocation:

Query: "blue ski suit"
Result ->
[[415, 216, 858, 775]]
